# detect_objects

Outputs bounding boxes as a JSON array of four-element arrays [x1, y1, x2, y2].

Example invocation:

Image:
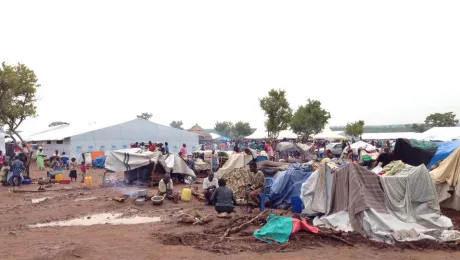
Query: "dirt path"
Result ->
[[1, 166, 460, 260]]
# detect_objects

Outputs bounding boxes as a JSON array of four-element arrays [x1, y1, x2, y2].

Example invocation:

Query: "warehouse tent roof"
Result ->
[[25, 119, 199, 141], [420, 127, 460, 142], [361, 132, 420, 140]]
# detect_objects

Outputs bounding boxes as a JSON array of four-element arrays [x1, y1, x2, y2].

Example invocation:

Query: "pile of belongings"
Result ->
[[430, 146, 460, 211], [301, 161, 460, 243], [257, 160, 290, 177]]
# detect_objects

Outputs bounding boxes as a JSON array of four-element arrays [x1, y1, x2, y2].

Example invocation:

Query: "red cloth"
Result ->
[[291, 218, 319, 235], [149, 144, 156, 152]]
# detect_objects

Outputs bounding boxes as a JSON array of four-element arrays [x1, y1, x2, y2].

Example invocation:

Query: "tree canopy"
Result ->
[[290, 99, 330, 141], [136, 112, 152, 120], [214, 121, 253, 139], [345, 120, 365, 138], [169, 120, 183, 130], [259, 89, 292, 139], [0, 62, 39, 144], [233, 121, 253, 139], [49, 121, 69, 127], [411, 123, 429, 133], [424, 112, 459, 127], [214, 121, 234, 137]]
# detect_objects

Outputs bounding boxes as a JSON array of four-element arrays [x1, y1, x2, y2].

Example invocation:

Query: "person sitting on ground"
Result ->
[[246, 161, 266, 207], [203, 172, 218, 205], [49, 155, 63, 179], [158, 173, 174, 199], [211, 178, 237, 214]]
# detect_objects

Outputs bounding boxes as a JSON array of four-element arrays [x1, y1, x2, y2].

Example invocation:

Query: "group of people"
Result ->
[[201, 161, 265, 215], [1, 152, 26, 186], [131, 141, 170, 154], [36, 148, 87, 182]]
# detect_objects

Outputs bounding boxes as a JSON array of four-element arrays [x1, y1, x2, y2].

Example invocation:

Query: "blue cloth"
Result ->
[[253, 213, 293, 243], [427, 140, 460, 168], [216, 136, 230, 142], [255, 156, 268, 163], [269, 164, 312, 207], [93, 155, 107, 168]]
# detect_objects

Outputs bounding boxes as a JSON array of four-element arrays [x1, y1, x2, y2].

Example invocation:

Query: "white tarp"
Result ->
[[215, 153, 253, 179], [343, 141, 377, 155], [105, 148, 196, 178], [312, 131, 347, 141], [362, 132, 420, 140]]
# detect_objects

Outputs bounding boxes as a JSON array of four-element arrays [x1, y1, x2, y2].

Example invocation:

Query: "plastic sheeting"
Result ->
[[215, 154, 253, 179], [270, 164, 313, 207], [427, 140, 460, 168], [92, 155, 106, 168]]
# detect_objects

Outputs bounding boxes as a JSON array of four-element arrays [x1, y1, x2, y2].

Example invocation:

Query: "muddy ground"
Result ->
[[1, 164, 460, 260]]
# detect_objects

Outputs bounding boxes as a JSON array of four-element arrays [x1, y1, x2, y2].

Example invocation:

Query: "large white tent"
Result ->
[[0, 127, 5, 154], [420, 127, 460, 141], [361, 132, 420, 140], [312, 125, 347, 140], [245, 127, 298, 140], [24, 118, 200, 160]]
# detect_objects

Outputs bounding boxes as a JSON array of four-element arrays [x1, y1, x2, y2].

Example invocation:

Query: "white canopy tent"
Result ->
[[245, 126, 298, 140], [420, 127, 460, 141], [209, 133, 220, 139], [312, 131, 347, 141], [361, 132, 420, 140]]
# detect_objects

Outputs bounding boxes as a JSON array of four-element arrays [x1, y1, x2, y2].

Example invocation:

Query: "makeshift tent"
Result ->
[[215, 153, 253, 179], [276, 142, 298, 151], [269, 164, 313, 207], [392, 138, 438, 166], [105, 148, 196, 178], [306, 163, 459, 242], [431, 147, 460, 211], [421, 127, 460, 142], [427, 139, 460, 168]]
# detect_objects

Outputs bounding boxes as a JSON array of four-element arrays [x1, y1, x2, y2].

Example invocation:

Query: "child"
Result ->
[[1, 161, 10, 186], [80, 161, 87, 183], [69, 157, 78, 182]]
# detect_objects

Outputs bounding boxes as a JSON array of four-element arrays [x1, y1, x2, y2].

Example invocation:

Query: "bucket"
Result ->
[[84, 176, 92, 187], [55, 174, 63, 181], [291, 196, 303, 213], [181, 188, 192, 202]]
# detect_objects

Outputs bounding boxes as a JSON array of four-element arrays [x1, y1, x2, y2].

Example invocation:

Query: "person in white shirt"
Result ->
[[203, 172, 218, 205], [158, 173, 174, 199]]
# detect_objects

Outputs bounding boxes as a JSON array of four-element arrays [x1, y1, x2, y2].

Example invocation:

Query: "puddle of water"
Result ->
[[31, 197, 49, 204], [74, 197, 97, 202], [29, 213, 161, 228]]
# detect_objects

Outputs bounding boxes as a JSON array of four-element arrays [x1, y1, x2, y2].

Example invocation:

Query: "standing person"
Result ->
[[80, 161, 87, 183], [164, 142, 170, 154], [36, 147, 46, 171], [180, 144, 187, 158], [69, 157, 78, 182], [219, 142, 225, 151], [61, 152, 69, 170], [9, 156, 25, 186], [213, 142, 218, 151], [211, 178, 237, 214], [0, 151, 4, 166], [203, 172, 219, 205]]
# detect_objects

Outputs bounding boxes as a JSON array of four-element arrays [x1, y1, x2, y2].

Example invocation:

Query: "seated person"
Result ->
[[48, 156, 63, 179], [211, 178, 237, 214], [158, 173, 174, 199], [203, 172, 218, 205], [9, 156, 25, 186], [246, 161, 266, 207]]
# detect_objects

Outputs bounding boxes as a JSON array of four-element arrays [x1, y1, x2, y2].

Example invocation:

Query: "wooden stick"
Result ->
[[219, 210, 267, 242], [318, 232, 354, 247], [112, 197, 125, 203]]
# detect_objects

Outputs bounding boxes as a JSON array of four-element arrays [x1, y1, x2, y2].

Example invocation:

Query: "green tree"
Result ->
[[233, 121, 253, 139], [0, 62, 39, 145], [49, 121, 69, 127], [136, 112, 152, 120], [169, 120, 183, 130], [411, 123, 429, 133], [345, 120, 365, 139], [259, 89, 292, 139], [214, 121, 234, 137], [290, 99, 331, 141], [424, 112, 459, 127]]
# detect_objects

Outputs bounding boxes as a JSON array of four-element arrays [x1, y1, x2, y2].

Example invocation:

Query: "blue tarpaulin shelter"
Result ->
[[427, 140, 460, 168], [270, 164, 312, 207]]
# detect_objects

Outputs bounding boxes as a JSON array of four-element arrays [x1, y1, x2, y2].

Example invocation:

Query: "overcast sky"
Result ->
[[2, 0, 460, 133]]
